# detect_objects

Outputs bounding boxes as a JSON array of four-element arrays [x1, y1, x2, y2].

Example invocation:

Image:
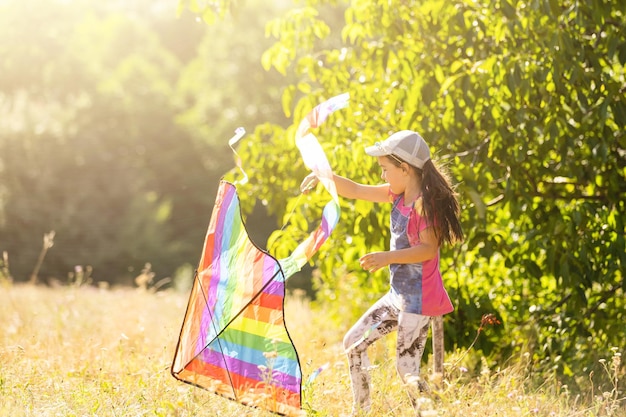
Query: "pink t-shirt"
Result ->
[[388, 192, 453, 316]]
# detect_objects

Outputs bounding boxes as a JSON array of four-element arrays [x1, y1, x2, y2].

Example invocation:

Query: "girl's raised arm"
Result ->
[[332, 174, 389, 202], [300, 173, 389, 203]]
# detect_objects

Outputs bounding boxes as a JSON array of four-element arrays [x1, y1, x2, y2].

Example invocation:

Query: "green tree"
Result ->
[[0, 0, 212, 284], [186, 0, 625, 388], [174, 0, 293, 154], [0, 0, 310, 286]]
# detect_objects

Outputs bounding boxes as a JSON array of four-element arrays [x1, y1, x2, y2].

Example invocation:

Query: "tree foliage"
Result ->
[[0, 0, 289, 285], [0, 0, 204, 284], [214, 0, 625, 388]]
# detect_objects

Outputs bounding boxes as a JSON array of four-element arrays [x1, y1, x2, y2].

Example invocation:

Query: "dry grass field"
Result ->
[[0, 283, 623, 416]]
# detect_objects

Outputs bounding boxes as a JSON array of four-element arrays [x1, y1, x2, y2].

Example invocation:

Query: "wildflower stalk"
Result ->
[[450, 313, 501, 371], [29, 231, 55, 284], [1, 251, 12, 284], [257, 339, 280, 412]]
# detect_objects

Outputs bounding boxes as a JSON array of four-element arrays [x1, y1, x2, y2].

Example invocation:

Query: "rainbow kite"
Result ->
[[171, 93, 349, 416]]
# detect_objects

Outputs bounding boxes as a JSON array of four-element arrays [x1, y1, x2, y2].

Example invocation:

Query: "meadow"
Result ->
[[0, 284, 623, 416]]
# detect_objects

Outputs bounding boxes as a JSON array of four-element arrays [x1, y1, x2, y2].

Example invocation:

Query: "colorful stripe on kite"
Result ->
[[171, 181, 303, 416]]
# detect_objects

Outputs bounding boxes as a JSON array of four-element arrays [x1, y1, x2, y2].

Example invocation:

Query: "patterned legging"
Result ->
[[343, 293, 431, 412]]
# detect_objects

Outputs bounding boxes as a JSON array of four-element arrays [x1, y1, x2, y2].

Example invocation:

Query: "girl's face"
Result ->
[[377, 156, 407, 194]]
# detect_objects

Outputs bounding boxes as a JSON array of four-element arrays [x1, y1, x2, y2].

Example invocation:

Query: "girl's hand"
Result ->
[[300, 173, 319, 194], [359, 252, 388, 273]]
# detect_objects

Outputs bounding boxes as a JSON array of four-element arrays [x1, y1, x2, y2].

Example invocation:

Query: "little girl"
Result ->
[[301, 130, 463, 414]]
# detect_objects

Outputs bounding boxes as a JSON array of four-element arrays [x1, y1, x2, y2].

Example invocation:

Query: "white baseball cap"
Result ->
[[365, 130, 430, 169]]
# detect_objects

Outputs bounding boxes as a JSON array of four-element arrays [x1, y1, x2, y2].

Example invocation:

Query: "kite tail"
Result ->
[[279, 93, 349, 279], [228, 127, 248, 185]]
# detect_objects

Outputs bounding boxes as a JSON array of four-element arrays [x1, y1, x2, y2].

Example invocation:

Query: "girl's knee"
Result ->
[[343, 334, 357, 351], [344, 332, 369, 354]]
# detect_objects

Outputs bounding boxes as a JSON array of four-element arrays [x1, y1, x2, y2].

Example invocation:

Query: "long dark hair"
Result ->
[[387, 156, 464, 245], [420, 159, 464, 245]]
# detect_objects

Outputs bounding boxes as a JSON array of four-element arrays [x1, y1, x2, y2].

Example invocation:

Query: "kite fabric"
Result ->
[[171, 181, 303, 416], [171, 93, 349, 416]]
